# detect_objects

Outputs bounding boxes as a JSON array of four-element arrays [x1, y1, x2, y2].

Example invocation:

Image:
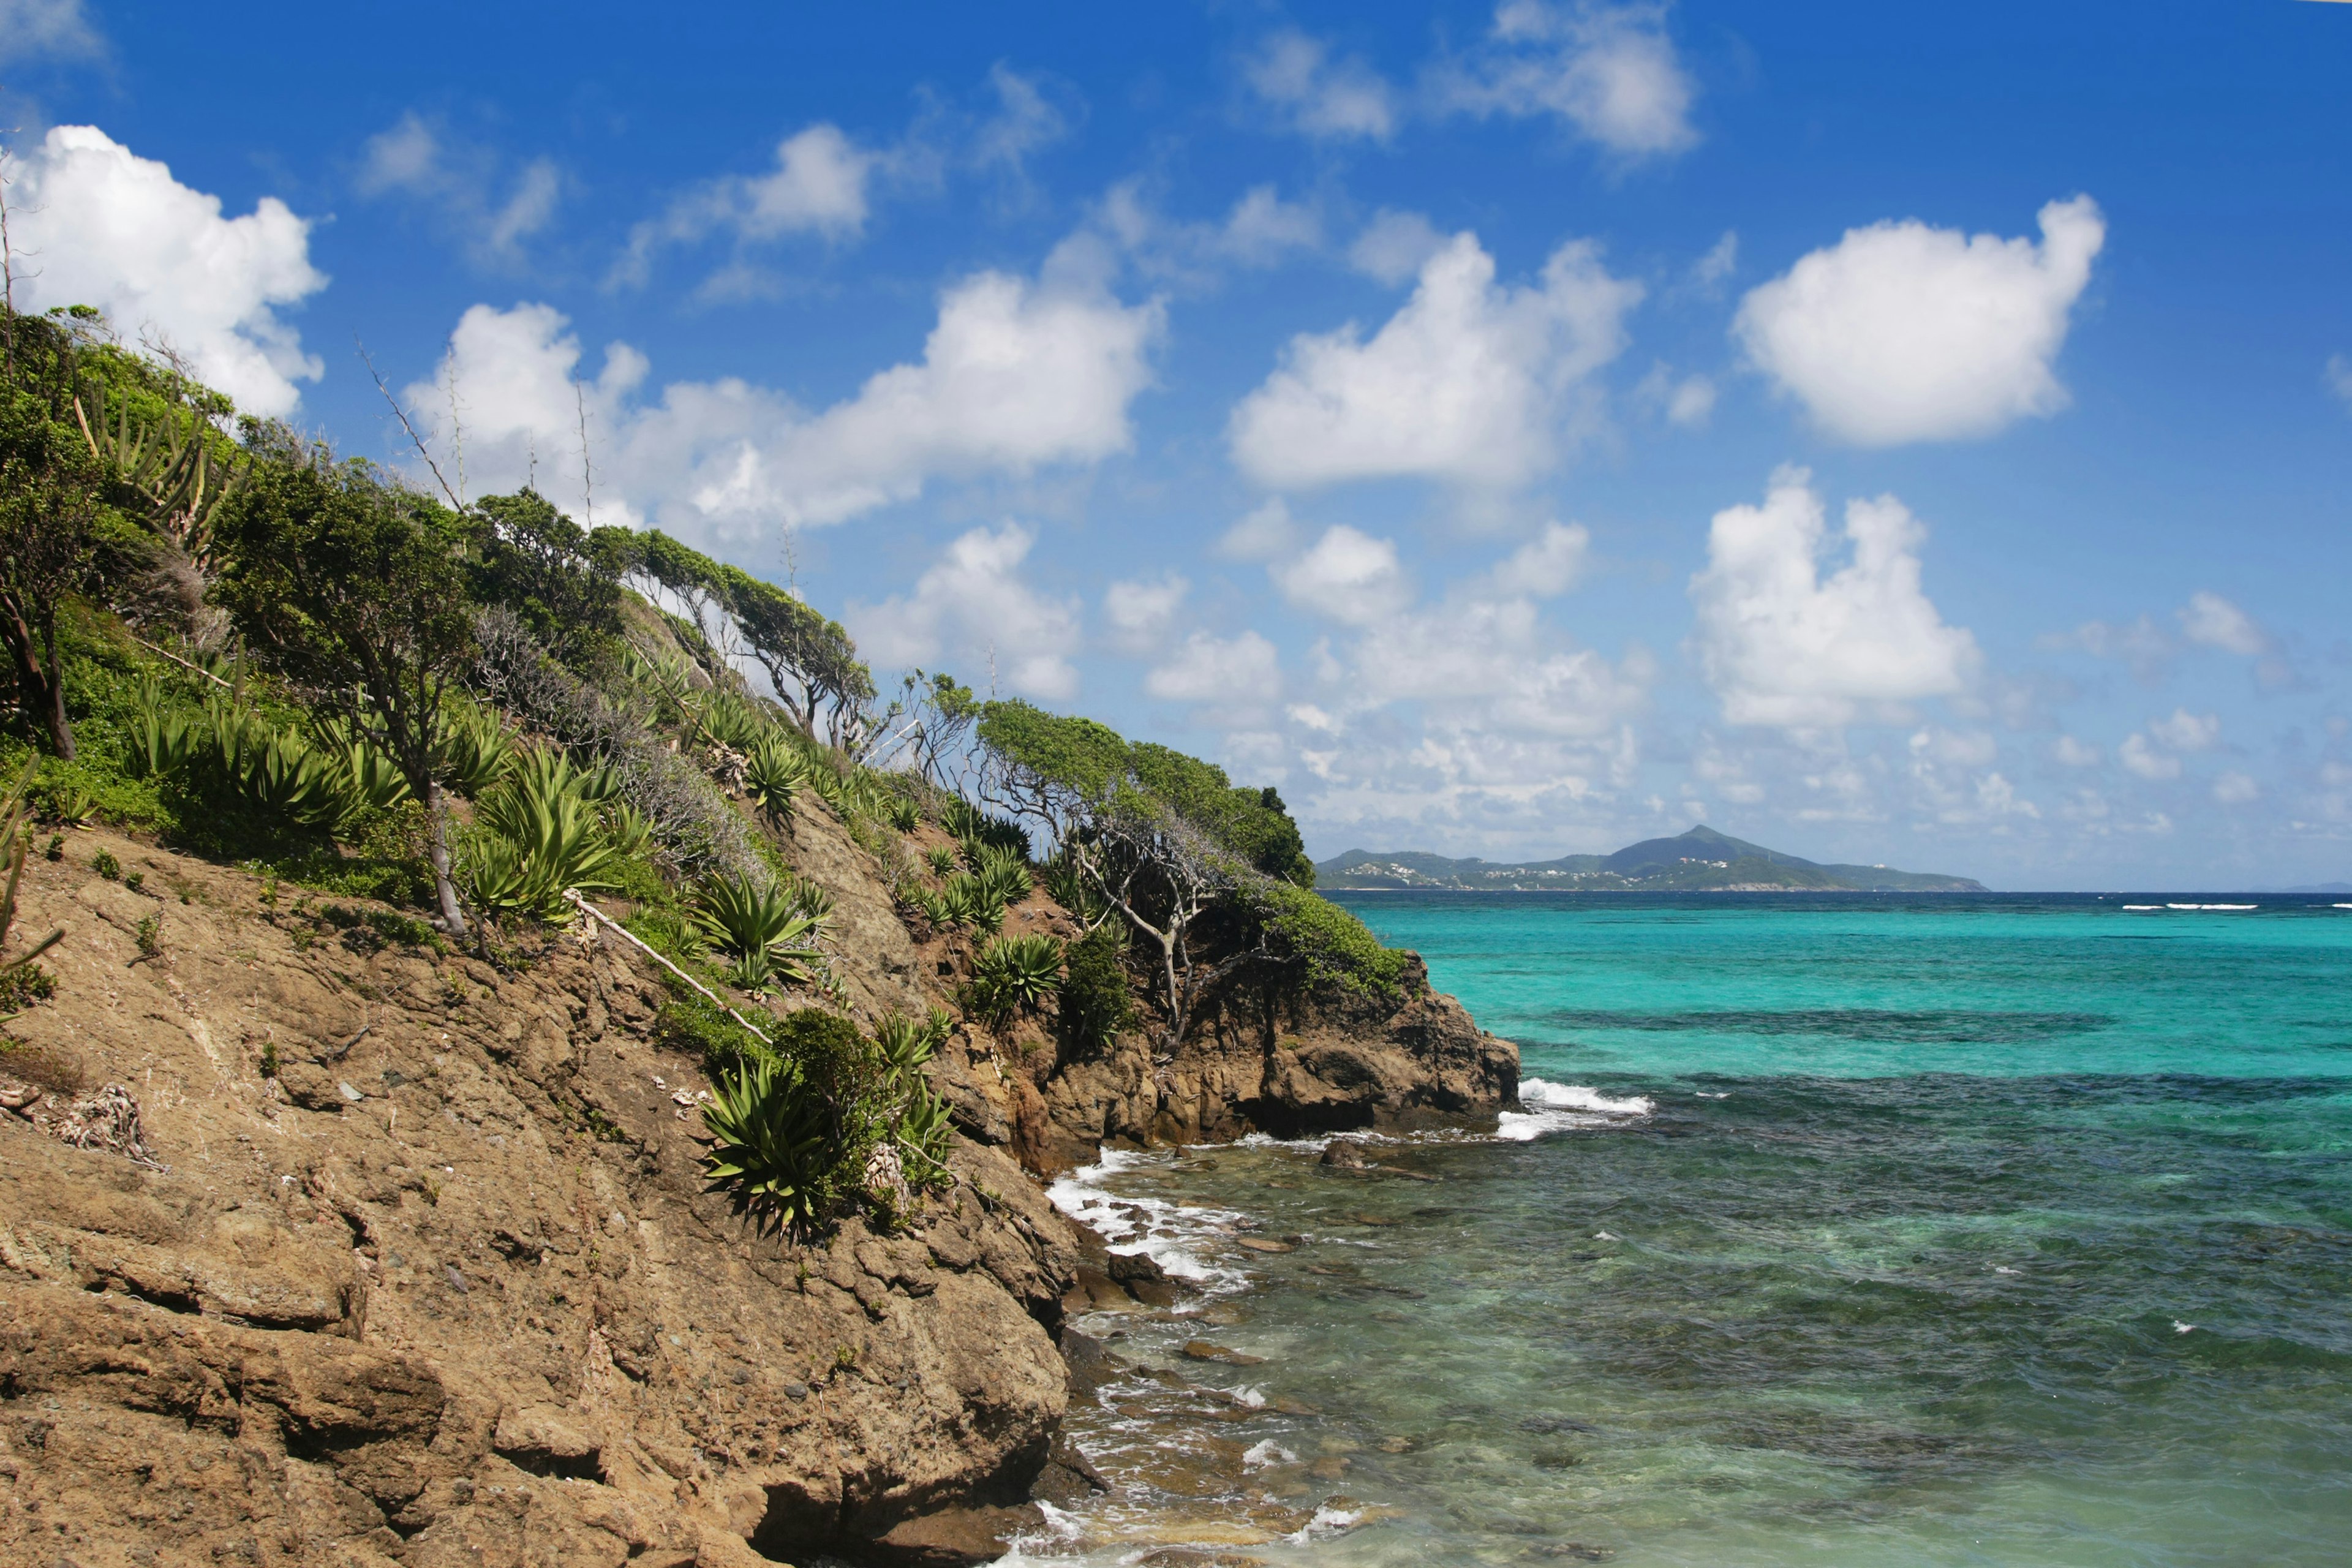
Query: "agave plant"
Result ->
[[781, 871, 835, 922], [127, 682, 200, 780], [601, 799, 655, 858], [924, 843, 957, 878], [462, 751, 622, 924], [943, 799, 1030, 861], [744, 735, 814, 820], [883, 795, 921, 834], [695, 691, 772, 753], [973, 843, 1033, 909], [967, 932, 1065, 1025], [692, 873, 825, 989], [236, 726, 345, 829], [313, 717, 412, 820], [938, 870, 1005, 935], [699, 1056, 843, 1238], [435, 699, 517, 796], [873, 1006, 953, 1082], [894, 1080, 956, 1184], [73, 379, 248, 562]]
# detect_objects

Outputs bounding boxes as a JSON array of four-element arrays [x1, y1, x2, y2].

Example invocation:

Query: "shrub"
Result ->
[[92, 847, 121, 881], [1057, 924, 1133, 1055], [967, 932, 1065, 1026], [1249, 878, 1412, 1000]]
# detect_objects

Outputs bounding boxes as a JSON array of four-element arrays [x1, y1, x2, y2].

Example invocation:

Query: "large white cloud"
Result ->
[[1228, 230, 1640, 489], [847, 522, 1080, 700], [406, 253, 1161, 542], [1689, 469, 1980, 728], [1438, 2, 1700, 157], [6, 125, 326, 415], [1735, 196, 2105, 445]]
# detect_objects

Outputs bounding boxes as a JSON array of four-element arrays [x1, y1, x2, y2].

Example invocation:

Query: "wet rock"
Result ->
[[1029, 1432, 1110, 1504], [865, 1502, 1044, 1567], [1181, 1340, 1267, 1366], [1236, 1237, 1296, 1254], [1060, 1327, 1128, 1396], [1321, 1140, 1372, 1168]]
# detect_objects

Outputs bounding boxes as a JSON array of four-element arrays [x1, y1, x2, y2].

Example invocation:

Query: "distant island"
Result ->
[[1316, 824, 1988, 893]]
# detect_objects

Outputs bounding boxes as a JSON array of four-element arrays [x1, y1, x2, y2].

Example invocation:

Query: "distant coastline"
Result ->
[[1317, 824, 1985, 894]]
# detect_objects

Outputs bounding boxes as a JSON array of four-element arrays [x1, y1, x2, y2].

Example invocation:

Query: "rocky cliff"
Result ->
[[0, 800, 1516, 1566]]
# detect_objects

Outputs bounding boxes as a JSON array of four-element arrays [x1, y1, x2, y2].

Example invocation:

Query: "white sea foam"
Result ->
[[1045, 1150, 1253, 1289], [1493, 1077, 1656, 1141], [1242, 1439, 1296, 1471]]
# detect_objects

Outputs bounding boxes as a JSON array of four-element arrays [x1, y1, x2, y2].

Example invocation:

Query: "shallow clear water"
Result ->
[[1022, 895, 2352, 1567]]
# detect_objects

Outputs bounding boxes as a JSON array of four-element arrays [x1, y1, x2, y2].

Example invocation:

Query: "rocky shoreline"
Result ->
[[0, 806, 1517, 1566]]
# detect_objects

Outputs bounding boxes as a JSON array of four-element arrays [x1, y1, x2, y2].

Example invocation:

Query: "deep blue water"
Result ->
[[1036, 894, 2352, 1567]]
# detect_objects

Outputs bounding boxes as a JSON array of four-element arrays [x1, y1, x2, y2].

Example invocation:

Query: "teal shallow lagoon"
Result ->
[[1031, 894, 2352, 1567]]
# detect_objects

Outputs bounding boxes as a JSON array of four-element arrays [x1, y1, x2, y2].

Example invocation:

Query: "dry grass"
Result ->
[[0, 1040, 89, 1096]]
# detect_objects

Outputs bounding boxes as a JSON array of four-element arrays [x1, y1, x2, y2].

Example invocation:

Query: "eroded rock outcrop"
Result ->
[[0, 827, 1077, 1567]]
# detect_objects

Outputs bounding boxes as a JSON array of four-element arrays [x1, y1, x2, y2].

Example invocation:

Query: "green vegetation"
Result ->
[[975, 698, 1411, 1046], [696, 1008, 954, 1238], [965, 932, 1065, 1027], [1056, 924, 1133, 1054], [0, 759, 64, 1017]]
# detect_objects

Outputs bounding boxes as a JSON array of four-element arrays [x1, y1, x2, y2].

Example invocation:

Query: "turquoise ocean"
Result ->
[[1027, 894, 2352, 1567]]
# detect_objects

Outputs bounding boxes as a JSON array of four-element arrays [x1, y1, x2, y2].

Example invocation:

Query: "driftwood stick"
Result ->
[[562, 889, 772, 1047]]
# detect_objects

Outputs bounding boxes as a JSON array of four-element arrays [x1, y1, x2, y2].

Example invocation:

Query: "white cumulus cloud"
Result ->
[[1229, 230, 1641, 490], [2119, 733, 2180, 781], [2328, 353, 2352, 412], [848, 522, 1080, 700], [1735, 195, 2105, 445], [1147, 630, 1283, 709], [1348, 209, 1447, 285], [1273, 526, 1415, 625], [1244, 29, 1398, 141], [1438, 2, 1700, 158], [2176, 590, 2266, 656], [2148, 708, 2220, 753], [2053, 734, 2103, 768], [1689, 469, 1980, 728], [2212, 771, 2258, 805], [1102, 573, 1188, 654], [5, 125, 326, 416], [407, 254, 1161, 543]]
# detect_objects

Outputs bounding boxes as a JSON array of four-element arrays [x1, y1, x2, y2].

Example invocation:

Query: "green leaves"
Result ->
[[698, 1055, 844, 1239], [461, 745, 625, 925], [690, 872, 826, 993], [744, 734, 815, 820], [967, 932, 1066, 1026]]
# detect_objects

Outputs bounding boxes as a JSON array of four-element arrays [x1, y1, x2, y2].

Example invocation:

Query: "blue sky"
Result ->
[[5, 1, 2350, 888]]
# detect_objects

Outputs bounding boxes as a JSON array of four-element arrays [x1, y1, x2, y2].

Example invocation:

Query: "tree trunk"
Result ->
[[0, 597, 71, 760], [37, 617, 72, 760], [425, 779, 467, 935]]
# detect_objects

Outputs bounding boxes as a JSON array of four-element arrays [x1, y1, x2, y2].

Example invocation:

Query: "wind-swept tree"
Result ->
[[211, 424, 477, 932]]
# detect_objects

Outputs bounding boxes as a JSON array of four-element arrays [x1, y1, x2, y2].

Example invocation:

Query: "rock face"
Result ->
[[0, 829, 1077, 1567], [0, 802, 1517, 1563], [1028, 951, 1519, 1169]]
